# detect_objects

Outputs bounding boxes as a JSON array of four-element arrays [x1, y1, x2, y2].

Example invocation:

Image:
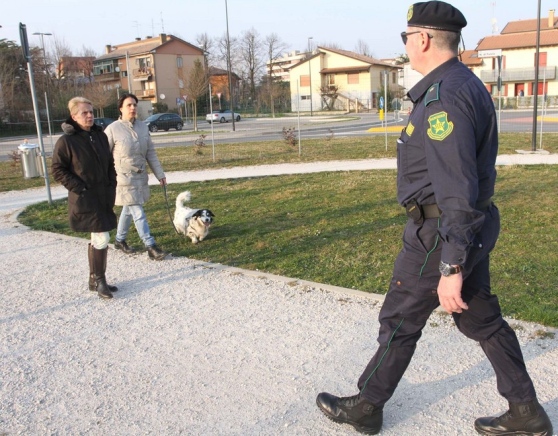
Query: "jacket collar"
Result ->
[[407, 57, 459, 103], [61, 118, 103, 135]]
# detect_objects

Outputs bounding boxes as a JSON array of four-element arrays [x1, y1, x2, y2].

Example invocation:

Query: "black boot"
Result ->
[[147, 244, 168, 261], [91, 246, 113, 300], [475, 399, 553, 435], [316, 392, 383, 435], [88, 244, 118, 292]]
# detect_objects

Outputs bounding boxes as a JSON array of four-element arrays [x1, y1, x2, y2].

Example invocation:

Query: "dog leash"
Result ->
[[162, 184, 180, 234]]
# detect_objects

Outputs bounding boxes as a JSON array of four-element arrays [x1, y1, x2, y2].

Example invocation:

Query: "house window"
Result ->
[[347, 73, 359, 84], [300, 75, 310, 87], [392, 72, 397, 84], [177, 57, 183, 68], [301, 95, 311, 100], [93, 61, 114, 75], [327, 74, 335, 86]]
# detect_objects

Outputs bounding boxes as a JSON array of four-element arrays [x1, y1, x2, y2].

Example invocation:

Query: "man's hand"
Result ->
[[159, 177, 167, 186], [437, 273, 468, 314]]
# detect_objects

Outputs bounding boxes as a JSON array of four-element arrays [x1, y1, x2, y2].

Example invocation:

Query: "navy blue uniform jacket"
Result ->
[[397, 57, 498, 266]]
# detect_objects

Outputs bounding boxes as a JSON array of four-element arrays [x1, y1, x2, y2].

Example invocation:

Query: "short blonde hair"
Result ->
[[68, 97, 93, 115]]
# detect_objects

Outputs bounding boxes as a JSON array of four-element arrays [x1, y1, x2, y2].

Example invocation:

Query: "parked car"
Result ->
[[144, 113, 184, 132], [206, 110, 241, 123], [94, 117, 115, 130]]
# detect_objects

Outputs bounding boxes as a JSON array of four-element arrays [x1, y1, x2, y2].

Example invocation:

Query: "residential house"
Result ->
[[93, 34, 205, 110], [56, 56, 95, 84], [475, 9, 558, 101], [208, 66, 241, 110], [288, 47, 401, 113], [266, 50, 307, 82]]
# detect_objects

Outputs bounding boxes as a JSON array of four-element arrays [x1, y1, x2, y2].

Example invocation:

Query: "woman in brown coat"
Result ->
[[51, 97, 118, 299]]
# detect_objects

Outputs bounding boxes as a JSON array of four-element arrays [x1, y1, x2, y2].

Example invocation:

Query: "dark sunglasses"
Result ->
[[400, 30, 433, 45]]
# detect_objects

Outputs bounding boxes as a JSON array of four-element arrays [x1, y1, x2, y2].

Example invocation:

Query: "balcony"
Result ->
[[133, 67, 153, 81], [140, 89, 155, 98], [481, 66, 556, 83], [93, 71, 120, 81]]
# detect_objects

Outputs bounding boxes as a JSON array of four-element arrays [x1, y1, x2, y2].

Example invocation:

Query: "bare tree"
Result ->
[[354, 39, 374, 58], [264, 33, 288, 117], [196, 32, 215, 67], [319, 85, 340, 111], [78, 45, 98, 58], [320, 41, 343, 50], [239, 28, 264, 104], [184, 59, 208, 132], [83, 82, 115, 117]]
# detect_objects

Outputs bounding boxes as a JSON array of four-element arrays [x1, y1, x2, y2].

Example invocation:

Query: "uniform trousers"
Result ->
[[357, 204, 537, 406]]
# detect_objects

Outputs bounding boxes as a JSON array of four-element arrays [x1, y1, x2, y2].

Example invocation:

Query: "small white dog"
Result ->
[[173, 191, 215, 244]]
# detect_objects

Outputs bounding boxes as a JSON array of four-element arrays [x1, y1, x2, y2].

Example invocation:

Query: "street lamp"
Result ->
[[308, 37, 313, 116], [33, 32, 52, 77]]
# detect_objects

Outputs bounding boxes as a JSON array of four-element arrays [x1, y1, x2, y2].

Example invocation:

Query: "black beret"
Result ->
[[407, 1, 467, 32]]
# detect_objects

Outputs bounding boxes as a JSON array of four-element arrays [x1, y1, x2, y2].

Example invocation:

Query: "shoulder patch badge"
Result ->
[[427, 112, 453, 141]]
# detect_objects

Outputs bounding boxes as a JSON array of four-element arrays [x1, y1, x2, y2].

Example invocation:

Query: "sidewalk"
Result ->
[[1, 158, 557, 435]]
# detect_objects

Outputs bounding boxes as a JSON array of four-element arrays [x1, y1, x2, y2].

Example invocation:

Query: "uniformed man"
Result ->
[[315, 2, 554, 435]]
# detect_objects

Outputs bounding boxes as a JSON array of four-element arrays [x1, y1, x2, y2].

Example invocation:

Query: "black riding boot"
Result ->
[[91, 246, 114, 299], [88, 244, 118, 292]]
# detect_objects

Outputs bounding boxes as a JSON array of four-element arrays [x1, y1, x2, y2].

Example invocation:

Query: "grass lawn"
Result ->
[[18, 162, 558, 327]]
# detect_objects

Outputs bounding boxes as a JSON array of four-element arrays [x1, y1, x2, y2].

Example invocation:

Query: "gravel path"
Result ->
[[1, 157, 556, 435]]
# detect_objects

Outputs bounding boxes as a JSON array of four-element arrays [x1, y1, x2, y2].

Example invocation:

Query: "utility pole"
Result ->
[[308, 37, 313, 116]]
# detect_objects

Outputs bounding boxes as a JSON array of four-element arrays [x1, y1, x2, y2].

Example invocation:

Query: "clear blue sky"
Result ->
[[1, 0, 553, 59]]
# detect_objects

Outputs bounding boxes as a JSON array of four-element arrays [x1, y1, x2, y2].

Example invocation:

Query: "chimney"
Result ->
[[549, 9, 555, 28], [135, 37, 141, 41], [105, 45, 112, 54], [160, 33, 167, 43]]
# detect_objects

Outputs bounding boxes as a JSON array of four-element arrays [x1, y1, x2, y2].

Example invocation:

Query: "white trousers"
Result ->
[[90, 232, 110, 250]]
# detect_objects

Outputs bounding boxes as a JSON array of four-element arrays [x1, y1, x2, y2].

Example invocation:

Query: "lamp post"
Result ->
[[32, 32, 52, 80], [308, 37, 313, 116], [225, 0, 236, 131], [33, 32, 54, 153]]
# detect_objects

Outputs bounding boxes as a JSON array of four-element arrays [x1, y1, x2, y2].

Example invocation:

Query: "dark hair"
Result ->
[[117, 93, 138, 109]]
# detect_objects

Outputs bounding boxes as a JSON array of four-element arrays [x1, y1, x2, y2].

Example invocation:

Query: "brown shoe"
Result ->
[[147, 244, 168, 261], [114, 240, 136, 255]]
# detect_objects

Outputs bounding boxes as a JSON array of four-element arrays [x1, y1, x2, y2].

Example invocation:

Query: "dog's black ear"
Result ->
[[192, 210, 203, 217], [208, 210, 215, 217]]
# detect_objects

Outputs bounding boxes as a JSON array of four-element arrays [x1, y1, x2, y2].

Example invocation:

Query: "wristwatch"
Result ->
[[439, 261, 462, 277]]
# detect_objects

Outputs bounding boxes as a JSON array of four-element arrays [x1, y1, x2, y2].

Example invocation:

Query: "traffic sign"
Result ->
[[478, 49, 502, 58], [379, 96, 384, 109]]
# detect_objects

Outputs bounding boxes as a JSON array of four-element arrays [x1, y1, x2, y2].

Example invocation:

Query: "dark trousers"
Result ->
[[357, 205, 536, 406]]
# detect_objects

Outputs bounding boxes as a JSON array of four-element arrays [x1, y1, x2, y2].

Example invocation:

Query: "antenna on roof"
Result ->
[[491, 2, 499, 34], [133, 21, 141, 39], [160, 12, 165, 33]]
